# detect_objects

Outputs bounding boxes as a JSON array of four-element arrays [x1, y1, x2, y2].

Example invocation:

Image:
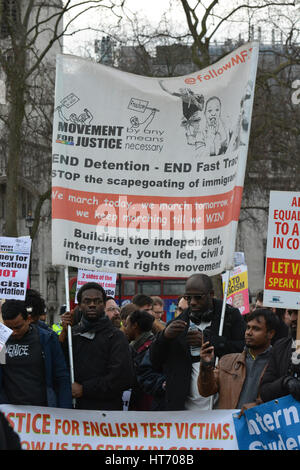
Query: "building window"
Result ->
[[123, 280, 135, 297], [137, 280, 161, 296], [163, 280, 186, 296], [20, 187, 33, 219]]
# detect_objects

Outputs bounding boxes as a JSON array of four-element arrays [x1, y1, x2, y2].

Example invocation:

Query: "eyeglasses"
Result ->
[[81, 297, 104, 305], [106, 307, 120, 313], [142, 307, 153, 313], [183, 293, 208, 302]]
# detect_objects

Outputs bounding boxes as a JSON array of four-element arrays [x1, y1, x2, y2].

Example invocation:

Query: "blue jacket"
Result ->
[[0, 325, 72, 409]]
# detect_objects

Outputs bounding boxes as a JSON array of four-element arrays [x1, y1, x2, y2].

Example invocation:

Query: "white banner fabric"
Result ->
[[52, 43, 259, 277], [0, 405, 238, 451]]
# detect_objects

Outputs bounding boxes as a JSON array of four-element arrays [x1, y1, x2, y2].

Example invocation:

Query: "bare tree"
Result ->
[[0, 0, 124, 238], [178, 0, 296, 66], [101, 0, 299, 294]]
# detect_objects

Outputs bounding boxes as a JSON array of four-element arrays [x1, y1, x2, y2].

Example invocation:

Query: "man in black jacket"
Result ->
[[149, 273, 246, 410], [259, 310, 300, 403], [60, 282, 134, 410]]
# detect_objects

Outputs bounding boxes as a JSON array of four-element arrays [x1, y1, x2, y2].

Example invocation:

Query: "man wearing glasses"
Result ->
[[149, 274, 246, 410], [105, 296, 121, 329], [60, 282, 134, 410]]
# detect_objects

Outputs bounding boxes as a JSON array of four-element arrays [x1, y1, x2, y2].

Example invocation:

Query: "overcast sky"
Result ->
[[63, 0, 180, 55], [62, 0, 295, 57]]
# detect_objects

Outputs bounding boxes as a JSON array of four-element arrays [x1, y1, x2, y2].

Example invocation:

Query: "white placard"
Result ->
[[75, 269, 117, 303], [0, 236, 31, 300], [264, 191, 300, 309], [0, 322, 13, 353]]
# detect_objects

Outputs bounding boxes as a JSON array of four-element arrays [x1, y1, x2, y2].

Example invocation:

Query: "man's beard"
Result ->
[[111, 317, 121, 328]]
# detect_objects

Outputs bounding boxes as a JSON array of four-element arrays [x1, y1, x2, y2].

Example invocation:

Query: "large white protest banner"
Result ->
[[52, 43, 259, 277], [264, 191, 300, 309], [0, 236, 31, 300], [0, 405, 238, 451]]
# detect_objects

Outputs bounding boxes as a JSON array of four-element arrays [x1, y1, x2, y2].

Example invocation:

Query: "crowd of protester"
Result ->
[[0, 274, 298, 448]]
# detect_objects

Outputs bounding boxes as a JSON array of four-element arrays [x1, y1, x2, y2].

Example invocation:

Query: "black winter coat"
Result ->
[[65, 317, 134, 410], [259, 337, 293, 403], [149, 299, 246, 410]]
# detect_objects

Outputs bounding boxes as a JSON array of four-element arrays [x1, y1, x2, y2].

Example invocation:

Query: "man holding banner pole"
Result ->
[[60, 281, 134, 410], [64, 266, 76, 406]]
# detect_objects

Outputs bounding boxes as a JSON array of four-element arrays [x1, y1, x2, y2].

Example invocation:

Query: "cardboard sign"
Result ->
[[0, 322, 13, 353], [75, 269, 117, 303], [222, 265, 249, 315], [0, 236, 31, 300], [264, 191, 300, 309]]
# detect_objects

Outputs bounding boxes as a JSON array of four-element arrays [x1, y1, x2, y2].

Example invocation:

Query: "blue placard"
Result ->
[[233, 395, 300, 450]]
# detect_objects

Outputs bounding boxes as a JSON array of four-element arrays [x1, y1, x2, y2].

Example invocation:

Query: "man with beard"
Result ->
[[198, 309, 277, 411], [259, 310, 300, 403], [149, 274, 245, 410], [105, 297, 121, 329], [60, 282, 134, 410]]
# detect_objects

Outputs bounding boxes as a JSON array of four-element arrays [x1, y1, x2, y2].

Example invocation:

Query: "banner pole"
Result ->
[[118, 273, 122, 307], [296, 311, 300, 351], [214, 270, 231, 367], [209, 270, 231, 410], [64, 266, 76, 407], [218, 270, 231, 338]]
